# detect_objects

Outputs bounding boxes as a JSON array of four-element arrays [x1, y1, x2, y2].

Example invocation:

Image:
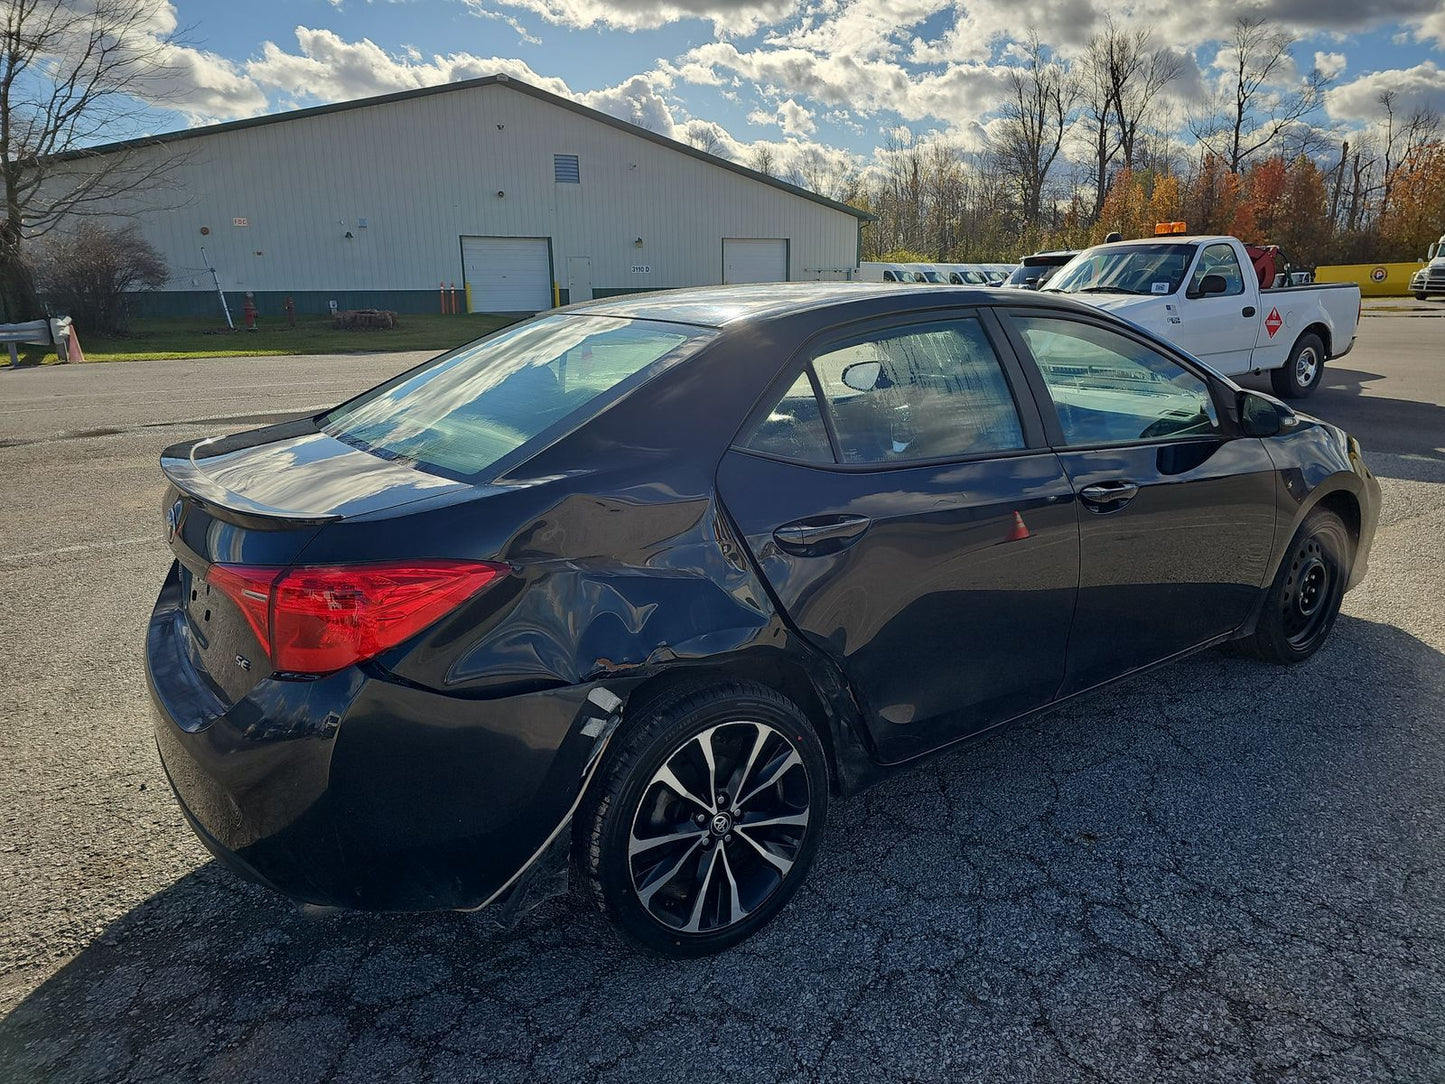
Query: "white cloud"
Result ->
[[1314, 51, 1347, 80], [465, 0, 800, 35], [777, 97, 816, 135], [1326, 61, 1445, 126], [244, 28, 575, 102]]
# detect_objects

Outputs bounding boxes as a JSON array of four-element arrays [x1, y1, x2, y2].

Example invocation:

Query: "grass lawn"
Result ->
[[68, 313, 517, 363]]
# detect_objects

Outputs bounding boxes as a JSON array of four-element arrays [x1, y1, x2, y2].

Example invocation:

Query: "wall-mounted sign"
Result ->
[[233, 217, 249, 227], [630, 264, 652, 274]]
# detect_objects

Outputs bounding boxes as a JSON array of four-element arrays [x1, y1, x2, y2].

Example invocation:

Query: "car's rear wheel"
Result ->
[[575, 680, 827, 957], [1236, 508, 1351, 664], [1271, 332, 1325, 399]]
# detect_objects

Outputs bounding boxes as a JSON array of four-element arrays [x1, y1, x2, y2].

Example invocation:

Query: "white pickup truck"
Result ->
[[1041, 235, 1360, 398], [1410, 234, 1445, 300]]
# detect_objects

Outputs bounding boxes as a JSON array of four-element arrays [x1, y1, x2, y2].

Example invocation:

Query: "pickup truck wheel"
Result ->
[[1271, 332, 1325, 399]]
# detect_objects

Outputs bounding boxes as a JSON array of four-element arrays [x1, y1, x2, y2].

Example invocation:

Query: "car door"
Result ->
[[1177, 242, 1259, 375], [1001, 309, 1279, 695], [716, 311, 1080, 764]]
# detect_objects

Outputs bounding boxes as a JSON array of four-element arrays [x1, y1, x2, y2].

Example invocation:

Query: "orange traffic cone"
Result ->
[[66, 327, 85, 363], [1007, 510, 1030, 542]]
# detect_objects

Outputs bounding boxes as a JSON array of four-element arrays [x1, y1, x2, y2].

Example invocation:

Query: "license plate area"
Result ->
[[178, 562, 215, 647]]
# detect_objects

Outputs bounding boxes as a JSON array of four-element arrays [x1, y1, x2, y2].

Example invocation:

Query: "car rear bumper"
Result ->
[[146, 563, 612, 912]]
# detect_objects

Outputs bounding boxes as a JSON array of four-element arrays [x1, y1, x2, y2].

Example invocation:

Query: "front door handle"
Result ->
[[1243, 306, 1257, 318], [1079, 481, 1139, 511], [773, 514, 872, 554]]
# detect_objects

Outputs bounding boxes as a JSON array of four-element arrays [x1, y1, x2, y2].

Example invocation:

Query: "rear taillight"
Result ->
[[206, 560, 509, 675]]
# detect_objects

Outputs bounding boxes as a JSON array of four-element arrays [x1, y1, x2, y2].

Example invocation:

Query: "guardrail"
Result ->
[[0, 317, 72, 365]]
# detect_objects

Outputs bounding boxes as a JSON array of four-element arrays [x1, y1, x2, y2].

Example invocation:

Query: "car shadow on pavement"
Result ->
[[3, 615, 1444, 1084], [1238, 365, 1445, 478]]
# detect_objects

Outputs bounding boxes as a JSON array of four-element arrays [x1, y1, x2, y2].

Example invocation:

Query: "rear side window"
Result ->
[[742, 372, 833, 462], [810, 319, 1024, 464], [325, 315, 715, 478], [1014, 316, 1220, 446]]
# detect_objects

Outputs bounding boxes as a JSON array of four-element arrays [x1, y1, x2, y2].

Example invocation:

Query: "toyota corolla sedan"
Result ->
[[147, 284, 1379, 956]]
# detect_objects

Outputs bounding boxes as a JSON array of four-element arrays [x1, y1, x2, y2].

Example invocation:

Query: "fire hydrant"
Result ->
[[242, 291, 258, 332]]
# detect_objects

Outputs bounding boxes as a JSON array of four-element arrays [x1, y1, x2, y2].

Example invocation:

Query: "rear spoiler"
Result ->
[[161, 437, 343, 525]]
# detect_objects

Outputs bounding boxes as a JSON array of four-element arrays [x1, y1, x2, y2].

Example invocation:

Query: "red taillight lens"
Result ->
[[206, 560, 508, 675]]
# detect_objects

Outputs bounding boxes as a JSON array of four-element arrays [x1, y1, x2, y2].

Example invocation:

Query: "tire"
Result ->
[[1270, 332, 1325, 399], [1236, 508, 1351, 665], [575, 679, 828, 957], [1416, 292, 1429, 301]]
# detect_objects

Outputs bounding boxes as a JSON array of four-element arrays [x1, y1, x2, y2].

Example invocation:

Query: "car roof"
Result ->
[[559, 282, 1100, 329]]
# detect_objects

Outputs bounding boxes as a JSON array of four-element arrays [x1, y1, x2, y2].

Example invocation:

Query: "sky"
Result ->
[[125, 0, 1445, 180]]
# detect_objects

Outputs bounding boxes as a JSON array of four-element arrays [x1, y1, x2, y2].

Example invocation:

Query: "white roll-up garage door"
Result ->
[[461, 236, 552, 312], [723, 238, 788, 284]]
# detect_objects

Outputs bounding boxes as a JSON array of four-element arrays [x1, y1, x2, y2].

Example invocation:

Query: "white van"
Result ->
[[858, 262, 921, 284]]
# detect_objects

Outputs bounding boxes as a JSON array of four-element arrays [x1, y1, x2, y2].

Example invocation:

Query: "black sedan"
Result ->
[[147, 284, 1380, 957]]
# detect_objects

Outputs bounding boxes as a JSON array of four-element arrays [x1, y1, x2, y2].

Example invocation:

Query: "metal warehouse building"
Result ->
[[73, 74, 870, 316]]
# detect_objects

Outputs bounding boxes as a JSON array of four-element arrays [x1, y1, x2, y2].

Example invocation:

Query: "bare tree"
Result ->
[[1076, 34, 1119, 222], [1189, 17, 1331, 173], [993, 33, 1075, 225], [1111, 34, 1181, 169], [1, 0, 183, 321], [34, 220, 164, 331], [684, 126, 722, 156], [1379, 95, 1440, 218], [747, 144, 777, 177], [786, 146, 860, 205]]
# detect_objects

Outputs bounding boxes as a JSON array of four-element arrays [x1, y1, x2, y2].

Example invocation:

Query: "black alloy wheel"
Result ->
[[576, 681, 828, 957]]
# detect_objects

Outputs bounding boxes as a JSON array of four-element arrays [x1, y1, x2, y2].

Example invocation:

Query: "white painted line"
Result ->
[[0, 536, 158, 563]]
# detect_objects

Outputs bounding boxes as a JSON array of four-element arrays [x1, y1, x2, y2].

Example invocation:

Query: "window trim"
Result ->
[[731, 307, 1048, 472], [997, 307, 1238, 452]]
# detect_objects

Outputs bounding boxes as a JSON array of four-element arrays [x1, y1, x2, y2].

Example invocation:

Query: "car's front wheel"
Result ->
[[1236, 508, 1352, 664], [576, 680, 828, 957], [1271, 332, 1325, 399]]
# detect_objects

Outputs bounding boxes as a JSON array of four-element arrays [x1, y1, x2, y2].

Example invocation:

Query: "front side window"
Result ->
[[1189, 242, 1246, 297], [325, 315, 715, 478], [808, 319, 1025, 464], [1014, 316, 1220, 447]]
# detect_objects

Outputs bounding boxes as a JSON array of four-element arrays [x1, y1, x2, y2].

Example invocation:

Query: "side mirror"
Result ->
[[1196, 273, 1228, 297], [1238, 390, 1298, 437], [841, 360, 882, 392]]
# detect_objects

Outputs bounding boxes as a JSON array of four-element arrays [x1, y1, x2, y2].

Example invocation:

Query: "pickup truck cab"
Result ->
[[1411, 235, 1445, 300], [1042, 235, 1360, 398]]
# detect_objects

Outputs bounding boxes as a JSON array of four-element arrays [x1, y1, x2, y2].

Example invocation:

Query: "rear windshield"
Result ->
[[323, 314, 716, 479]]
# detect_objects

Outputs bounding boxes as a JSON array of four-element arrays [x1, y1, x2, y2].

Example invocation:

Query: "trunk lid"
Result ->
[[160, 419, 470, 703]]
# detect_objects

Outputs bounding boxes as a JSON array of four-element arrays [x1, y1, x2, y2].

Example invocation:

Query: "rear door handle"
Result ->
[[1079, 481, 1139, 510], [1243, 306, 1256, 318], [773, 515, 871, 554]]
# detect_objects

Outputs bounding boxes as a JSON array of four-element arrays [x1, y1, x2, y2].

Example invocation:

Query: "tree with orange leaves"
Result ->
[[1379, 141, 1445, 257]]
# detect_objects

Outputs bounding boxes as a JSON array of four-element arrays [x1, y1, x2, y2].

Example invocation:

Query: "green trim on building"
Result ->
[[127, 290, 448, 319]]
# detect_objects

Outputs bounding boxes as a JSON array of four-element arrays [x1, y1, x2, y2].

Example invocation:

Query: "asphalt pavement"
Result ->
[[1, 315, 1442, 1082]]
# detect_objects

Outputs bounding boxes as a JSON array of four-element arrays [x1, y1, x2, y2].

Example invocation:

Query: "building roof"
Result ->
[[62, 74, 875, 223]]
